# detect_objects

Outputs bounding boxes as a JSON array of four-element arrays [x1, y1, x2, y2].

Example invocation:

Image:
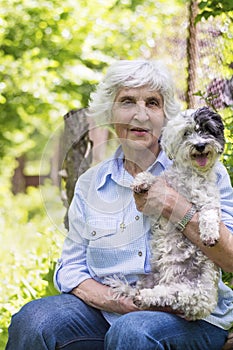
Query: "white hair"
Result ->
[[88, 59, 180, 125]]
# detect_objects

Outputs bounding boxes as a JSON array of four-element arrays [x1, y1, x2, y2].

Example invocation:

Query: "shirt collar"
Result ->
[[96, 145, 172, 190], [148, 148, 173, 173]]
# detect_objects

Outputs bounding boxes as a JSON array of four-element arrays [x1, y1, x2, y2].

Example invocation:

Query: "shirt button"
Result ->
[[138, 251, 143, 257], [91, 231, 97, 236], [135, 215, 140, 221]]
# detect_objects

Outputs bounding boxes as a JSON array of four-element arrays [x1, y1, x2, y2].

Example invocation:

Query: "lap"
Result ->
[[105, 311, 228, 350], [7, 296, 228, 350]]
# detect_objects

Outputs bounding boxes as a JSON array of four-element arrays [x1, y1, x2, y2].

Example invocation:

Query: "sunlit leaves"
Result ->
[[195, 0, 233, 184], [0, 0, 188, 161], [197, 0, 233, 21], [0, 182, 65, 346]]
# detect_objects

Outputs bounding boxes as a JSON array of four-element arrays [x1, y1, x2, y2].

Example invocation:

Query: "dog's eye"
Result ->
[[184, 130, 192, 137]]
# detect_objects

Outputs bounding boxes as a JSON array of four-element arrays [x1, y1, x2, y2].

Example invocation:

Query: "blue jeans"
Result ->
[[105, 311, 228, 350], [6, 294, 228, 350], [6, 294, 110, 350]]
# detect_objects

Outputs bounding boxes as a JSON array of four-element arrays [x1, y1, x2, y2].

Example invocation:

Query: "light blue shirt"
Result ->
[[54, 146, 233, 329]]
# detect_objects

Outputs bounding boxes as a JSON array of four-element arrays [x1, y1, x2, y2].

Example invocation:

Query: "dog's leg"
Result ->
[[104, 275, 138, 299], [131, 171, 156, 193], [198, 208, 220, 246], [134, 284, 177, 309], [175, 265, 219, 320], [135, 278, 218, 320]]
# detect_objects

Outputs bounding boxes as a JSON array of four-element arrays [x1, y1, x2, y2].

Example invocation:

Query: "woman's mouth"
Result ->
[[130, 127, 150, 136]]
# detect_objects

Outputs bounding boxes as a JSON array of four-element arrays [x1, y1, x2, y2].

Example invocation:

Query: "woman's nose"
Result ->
[[134, 104, 149, 121]]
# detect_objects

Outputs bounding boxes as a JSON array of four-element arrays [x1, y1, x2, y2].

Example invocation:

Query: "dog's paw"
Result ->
[[104, 275, 138, 299], [133, 293, 150, 308], [200, 230, 219, 247], [133, 288, 159, 308], [202, 236, 219, 247], [131, 172, 155, 194]]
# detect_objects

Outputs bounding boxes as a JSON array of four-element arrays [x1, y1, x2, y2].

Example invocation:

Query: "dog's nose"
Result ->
[[195, 143, 206, 153]]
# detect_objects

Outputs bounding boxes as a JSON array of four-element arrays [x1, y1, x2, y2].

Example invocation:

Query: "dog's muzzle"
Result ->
[[194, 143, 206, 153]]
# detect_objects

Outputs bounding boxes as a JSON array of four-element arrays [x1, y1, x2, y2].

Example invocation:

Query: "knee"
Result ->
[[7, 298, 62, 349], [9, 298, 53, 336], [107, 314, 138, 338], [105, 312, 160, 350]]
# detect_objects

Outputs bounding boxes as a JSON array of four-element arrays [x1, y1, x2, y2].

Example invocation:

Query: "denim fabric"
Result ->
[[105, 311, 228, 350], [6, 294, 110, 350], [6, 294, 229, 350]]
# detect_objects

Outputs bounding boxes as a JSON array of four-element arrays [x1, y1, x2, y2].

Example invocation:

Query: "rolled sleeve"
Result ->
[[54, 237, 91, 292]]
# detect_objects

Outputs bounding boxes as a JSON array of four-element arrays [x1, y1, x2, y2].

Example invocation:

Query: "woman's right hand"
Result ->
[[71, 278, 185, 316], [71, 278, 139, 314]]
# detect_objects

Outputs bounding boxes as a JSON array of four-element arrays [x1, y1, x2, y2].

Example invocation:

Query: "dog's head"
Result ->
[[160, 106, 225, 173]]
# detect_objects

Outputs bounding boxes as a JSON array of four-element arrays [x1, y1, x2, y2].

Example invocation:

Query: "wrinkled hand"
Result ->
[[133, 176, 189, 223], [133, 177, 174, 217], [112, 296, 140, 314], [72, 280, 140, 315], [111, 296, 185, 317]]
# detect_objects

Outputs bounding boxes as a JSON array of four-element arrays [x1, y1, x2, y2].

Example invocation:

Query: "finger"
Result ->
[[133, 192, 148, 202]]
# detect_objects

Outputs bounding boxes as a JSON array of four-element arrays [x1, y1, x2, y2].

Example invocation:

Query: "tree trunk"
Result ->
[[186, 0, 198, 108], [61, 108, 92, 229]]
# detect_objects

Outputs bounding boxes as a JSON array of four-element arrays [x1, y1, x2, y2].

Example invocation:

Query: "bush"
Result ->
[[0, 182, 65, 348]]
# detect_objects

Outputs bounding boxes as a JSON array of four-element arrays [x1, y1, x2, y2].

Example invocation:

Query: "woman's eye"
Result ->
[[120, 99, 135, 107], [147, 99, 159, 107]]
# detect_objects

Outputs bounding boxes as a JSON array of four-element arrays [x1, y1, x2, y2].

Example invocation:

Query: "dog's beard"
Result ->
[[190, 145, 217, 171], [176, 140, 221, 173]]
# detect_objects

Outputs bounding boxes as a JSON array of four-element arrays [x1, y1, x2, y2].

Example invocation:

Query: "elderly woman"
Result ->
[[6, 60, 233, 350]]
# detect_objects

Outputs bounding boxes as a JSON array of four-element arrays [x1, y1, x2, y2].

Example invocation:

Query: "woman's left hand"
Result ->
[[133, 176, 190, 223]]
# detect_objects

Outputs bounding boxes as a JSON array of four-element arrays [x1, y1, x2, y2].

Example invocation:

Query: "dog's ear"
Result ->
[[160, 125, 174, 160], [193, 106, 225, 152], [161, 112, 189, 159]]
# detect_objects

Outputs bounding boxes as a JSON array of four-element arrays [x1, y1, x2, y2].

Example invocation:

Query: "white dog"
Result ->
[[106, 106, 225, 320]]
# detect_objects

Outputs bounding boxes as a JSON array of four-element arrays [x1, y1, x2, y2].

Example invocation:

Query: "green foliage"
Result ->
[[0, 177, 65, 347], [0, 0, 186, 161], [197, 0, 233, 21], [194, 1, 233, 183], [223, 271, 233, 289], [222, 109, 233, 185]]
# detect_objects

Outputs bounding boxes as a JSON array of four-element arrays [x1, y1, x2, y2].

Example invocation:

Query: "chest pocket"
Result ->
[[84, 213, 148, 249], [84, 217, 118, 248]]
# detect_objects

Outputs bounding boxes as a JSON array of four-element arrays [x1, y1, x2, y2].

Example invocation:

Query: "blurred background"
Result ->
[[0, 0, 232, 346]]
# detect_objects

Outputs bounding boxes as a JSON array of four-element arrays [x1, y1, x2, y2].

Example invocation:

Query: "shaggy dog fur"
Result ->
[[106, 106, 225, 320]]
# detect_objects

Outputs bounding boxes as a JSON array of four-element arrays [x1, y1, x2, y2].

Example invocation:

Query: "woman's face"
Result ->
[[112, 85, 165, 154]]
